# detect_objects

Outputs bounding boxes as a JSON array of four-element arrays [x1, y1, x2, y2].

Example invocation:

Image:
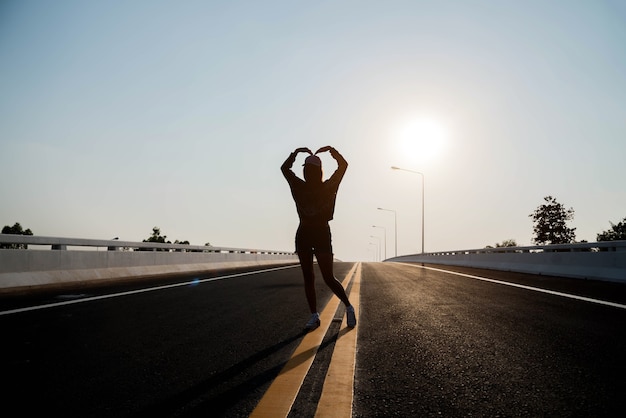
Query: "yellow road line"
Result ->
[[314, 262, 361, 418], [250, 263, 358, 418]]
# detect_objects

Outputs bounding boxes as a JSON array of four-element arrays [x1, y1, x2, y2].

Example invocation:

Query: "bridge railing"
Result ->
[[0, 234, 298, 295], [419, 240, 626, 255], [0, 234, 294, 255], [386, 241, 626, 283]]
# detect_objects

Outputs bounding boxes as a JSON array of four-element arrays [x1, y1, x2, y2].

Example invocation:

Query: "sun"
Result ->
[[395, 117, 447, 164]]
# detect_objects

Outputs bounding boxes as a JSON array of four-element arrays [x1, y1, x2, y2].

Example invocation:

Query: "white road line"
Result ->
[[397, 263, 626, 310], [0, 265, 299, 316]]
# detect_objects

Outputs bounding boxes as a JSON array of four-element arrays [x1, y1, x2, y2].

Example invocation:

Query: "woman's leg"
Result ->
[[316, 253, 351, 306], [298, 251, 317, 313]]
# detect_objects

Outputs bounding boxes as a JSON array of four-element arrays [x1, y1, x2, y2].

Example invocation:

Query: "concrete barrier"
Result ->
[[0, 235, 299, 294], [386, 241, 626, 283]]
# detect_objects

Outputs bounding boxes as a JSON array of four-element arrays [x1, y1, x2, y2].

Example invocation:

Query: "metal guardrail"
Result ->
[[0, 234, 294, 255], [0, 234, 299, 294], [418, 240, 626, 256], [386, 240, 626, 283]]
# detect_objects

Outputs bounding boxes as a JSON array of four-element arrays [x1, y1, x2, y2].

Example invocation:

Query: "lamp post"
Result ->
[[377, 207, 397, 257], [372, 225, 387, 260], [370, 235, 381, 261], [391, 166, 425, 254], [368, 243, 378, 261]]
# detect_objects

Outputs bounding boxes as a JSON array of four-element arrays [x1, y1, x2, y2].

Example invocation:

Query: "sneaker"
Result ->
[[346, 305, 357, 328], [305, 313, 320, 330]]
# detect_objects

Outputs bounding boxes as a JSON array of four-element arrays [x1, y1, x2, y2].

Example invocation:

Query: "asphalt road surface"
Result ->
[[2, 262, 625, 417]]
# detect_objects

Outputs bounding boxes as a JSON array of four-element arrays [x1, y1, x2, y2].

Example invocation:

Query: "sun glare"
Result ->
[[395, 117, 447, 164]]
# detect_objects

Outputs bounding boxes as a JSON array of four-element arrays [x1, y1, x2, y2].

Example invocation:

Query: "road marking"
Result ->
[[0, 265, 300, 316], [315, 262, 361, 418], [250, 263, 358, 418], [398, 263, 626, 310]]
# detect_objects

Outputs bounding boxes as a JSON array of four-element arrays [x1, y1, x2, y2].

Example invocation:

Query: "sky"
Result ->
[[1, 1, 625, 261]]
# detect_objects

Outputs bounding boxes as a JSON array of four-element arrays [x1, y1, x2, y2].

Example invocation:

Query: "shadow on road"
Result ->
[[136, 330, 307, 417], [136, 322, 353, 417]]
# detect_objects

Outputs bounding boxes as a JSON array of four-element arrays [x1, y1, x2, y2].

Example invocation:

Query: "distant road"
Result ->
[[2, 262, 625, 417]]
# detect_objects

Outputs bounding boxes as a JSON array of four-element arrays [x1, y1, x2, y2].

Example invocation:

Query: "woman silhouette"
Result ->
[[281, 146, 356, 330]]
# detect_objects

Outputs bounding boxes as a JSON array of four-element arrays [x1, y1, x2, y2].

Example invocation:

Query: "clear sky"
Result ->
[[1, 1, 625, 261]]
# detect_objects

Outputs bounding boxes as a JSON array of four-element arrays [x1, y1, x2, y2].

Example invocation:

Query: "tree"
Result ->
[[529, 196, 576, 245], [1, 222, 34, 249], [485, 239, 518, 249], [597, 217, 626, 241], [143, 227, 169, 243], [142, 227, 172, 251], [496, 239, 518, 248], [173, 239, 190, 252], [140, 227, 193, 251]]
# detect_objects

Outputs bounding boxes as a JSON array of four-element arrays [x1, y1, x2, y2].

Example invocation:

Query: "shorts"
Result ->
[[295, 223, 333, 256]]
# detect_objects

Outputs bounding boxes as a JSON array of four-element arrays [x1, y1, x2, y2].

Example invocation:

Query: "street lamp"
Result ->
[[368, 243, 378, 261], [377, 207, 397, 257], [372, 225, 387, 260], [370, 235, 381, 261], [391, 166, 425, 254]]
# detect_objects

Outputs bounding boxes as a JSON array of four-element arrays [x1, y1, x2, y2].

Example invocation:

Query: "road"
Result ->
[[2, 262, 626, 417]]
